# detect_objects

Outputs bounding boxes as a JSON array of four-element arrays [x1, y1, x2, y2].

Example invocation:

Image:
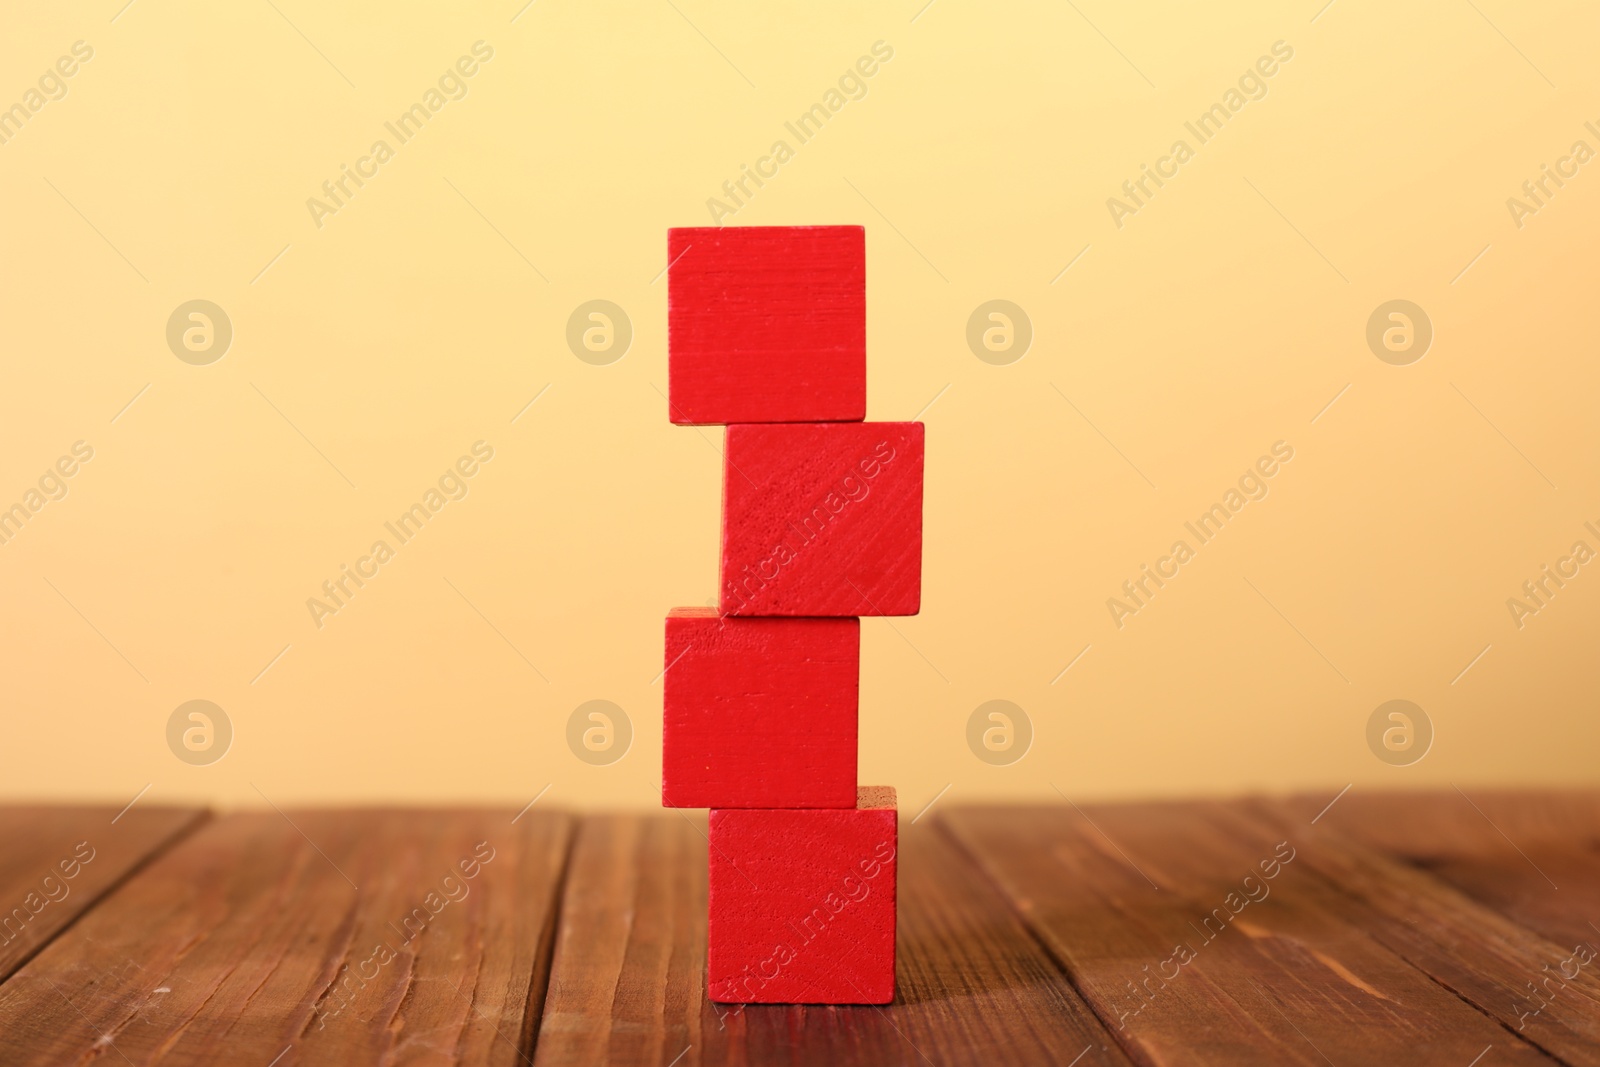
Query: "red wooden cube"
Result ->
[[720, 421, 924, 616], [708, 787, 897, 1004], [667, 226, 866, 425], [661, 609, 857, 809]]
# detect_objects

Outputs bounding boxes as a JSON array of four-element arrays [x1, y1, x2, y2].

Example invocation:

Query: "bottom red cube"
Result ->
[[707, 786, 897, 1004]]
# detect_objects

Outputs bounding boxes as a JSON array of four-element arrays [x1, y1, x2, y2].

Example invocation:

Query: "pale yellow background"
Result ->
[[2, 0, 1597, 811]]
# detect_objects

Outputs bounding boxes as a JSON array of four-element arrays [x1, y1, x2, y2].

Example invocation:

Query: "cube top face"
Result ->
[[667, 226, 866, 426], [721, 421, 924, 616], [855, 784, 896, 809], [708, 796, 898, 1004], [661, 612, 858, 809]]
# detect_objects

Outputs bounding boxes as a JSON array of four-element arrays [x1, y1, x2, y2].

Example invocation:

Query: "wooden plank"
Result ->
[[942, 801, 1558, 1067], [535, 813, 1133, 1067], [1287, 789, 1600, 950], [0, 808, 571, 1066], [534, 815, 704, 1066], [1252, 794, 1600, 1064], [0, 804, 205, 982]]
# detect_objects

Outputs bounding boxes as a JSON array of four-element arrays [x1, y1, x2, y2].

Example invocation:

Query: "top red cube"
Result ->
[[667, 226, 866, 425]]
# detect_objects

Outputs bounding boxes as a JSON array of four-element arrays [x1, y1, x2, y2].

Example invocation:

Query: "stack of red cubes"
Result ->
[[660, 225, 925, 1005]]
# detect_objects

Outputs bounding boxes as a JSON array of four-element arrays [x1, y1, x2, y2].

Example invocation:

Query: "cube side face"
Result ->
[[667, 226, 866, 425], [720, 422, 924, 616], [661, 612, 858, 808], [707, 803, 898, 1004]]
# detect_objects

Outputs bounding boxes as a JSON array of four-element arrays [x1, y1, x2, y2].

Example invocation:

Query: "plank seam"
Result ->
[[0, 808, 213, 989], [931, 813, 1153, 1066], [519, 813, 580, 1064], [1232, 799, 1585, 1067]]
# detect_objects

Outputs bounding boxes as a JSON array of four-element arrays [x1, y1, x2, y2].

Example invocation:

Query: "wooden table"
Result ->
[[1, 792, 1597, 1065]]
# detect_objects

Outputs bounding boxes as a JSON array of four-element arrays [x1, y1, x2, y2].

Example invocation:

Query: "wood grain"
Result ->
[[534, 813, 1133, 1066], [1, 795, 1596, 1065], [666, 225, 866, 426], [720, 422, 924, 616], [1235, 798, 1600, 1065], [941, 801, 1559, 1066], [1285, 789, 1600, 950], [0, 808, 571, 1066], [0, 803, 205, 982], [662, 609, 858, 809], [534, 815, 705, 1067]]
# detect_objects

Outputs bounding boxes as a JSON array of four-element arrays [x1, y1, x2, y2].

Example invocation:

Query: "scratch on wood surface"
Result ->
[[298, 896, 363, 1040], [447, 939, 488, 1065], [1307, 948, 1394, 1003]]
